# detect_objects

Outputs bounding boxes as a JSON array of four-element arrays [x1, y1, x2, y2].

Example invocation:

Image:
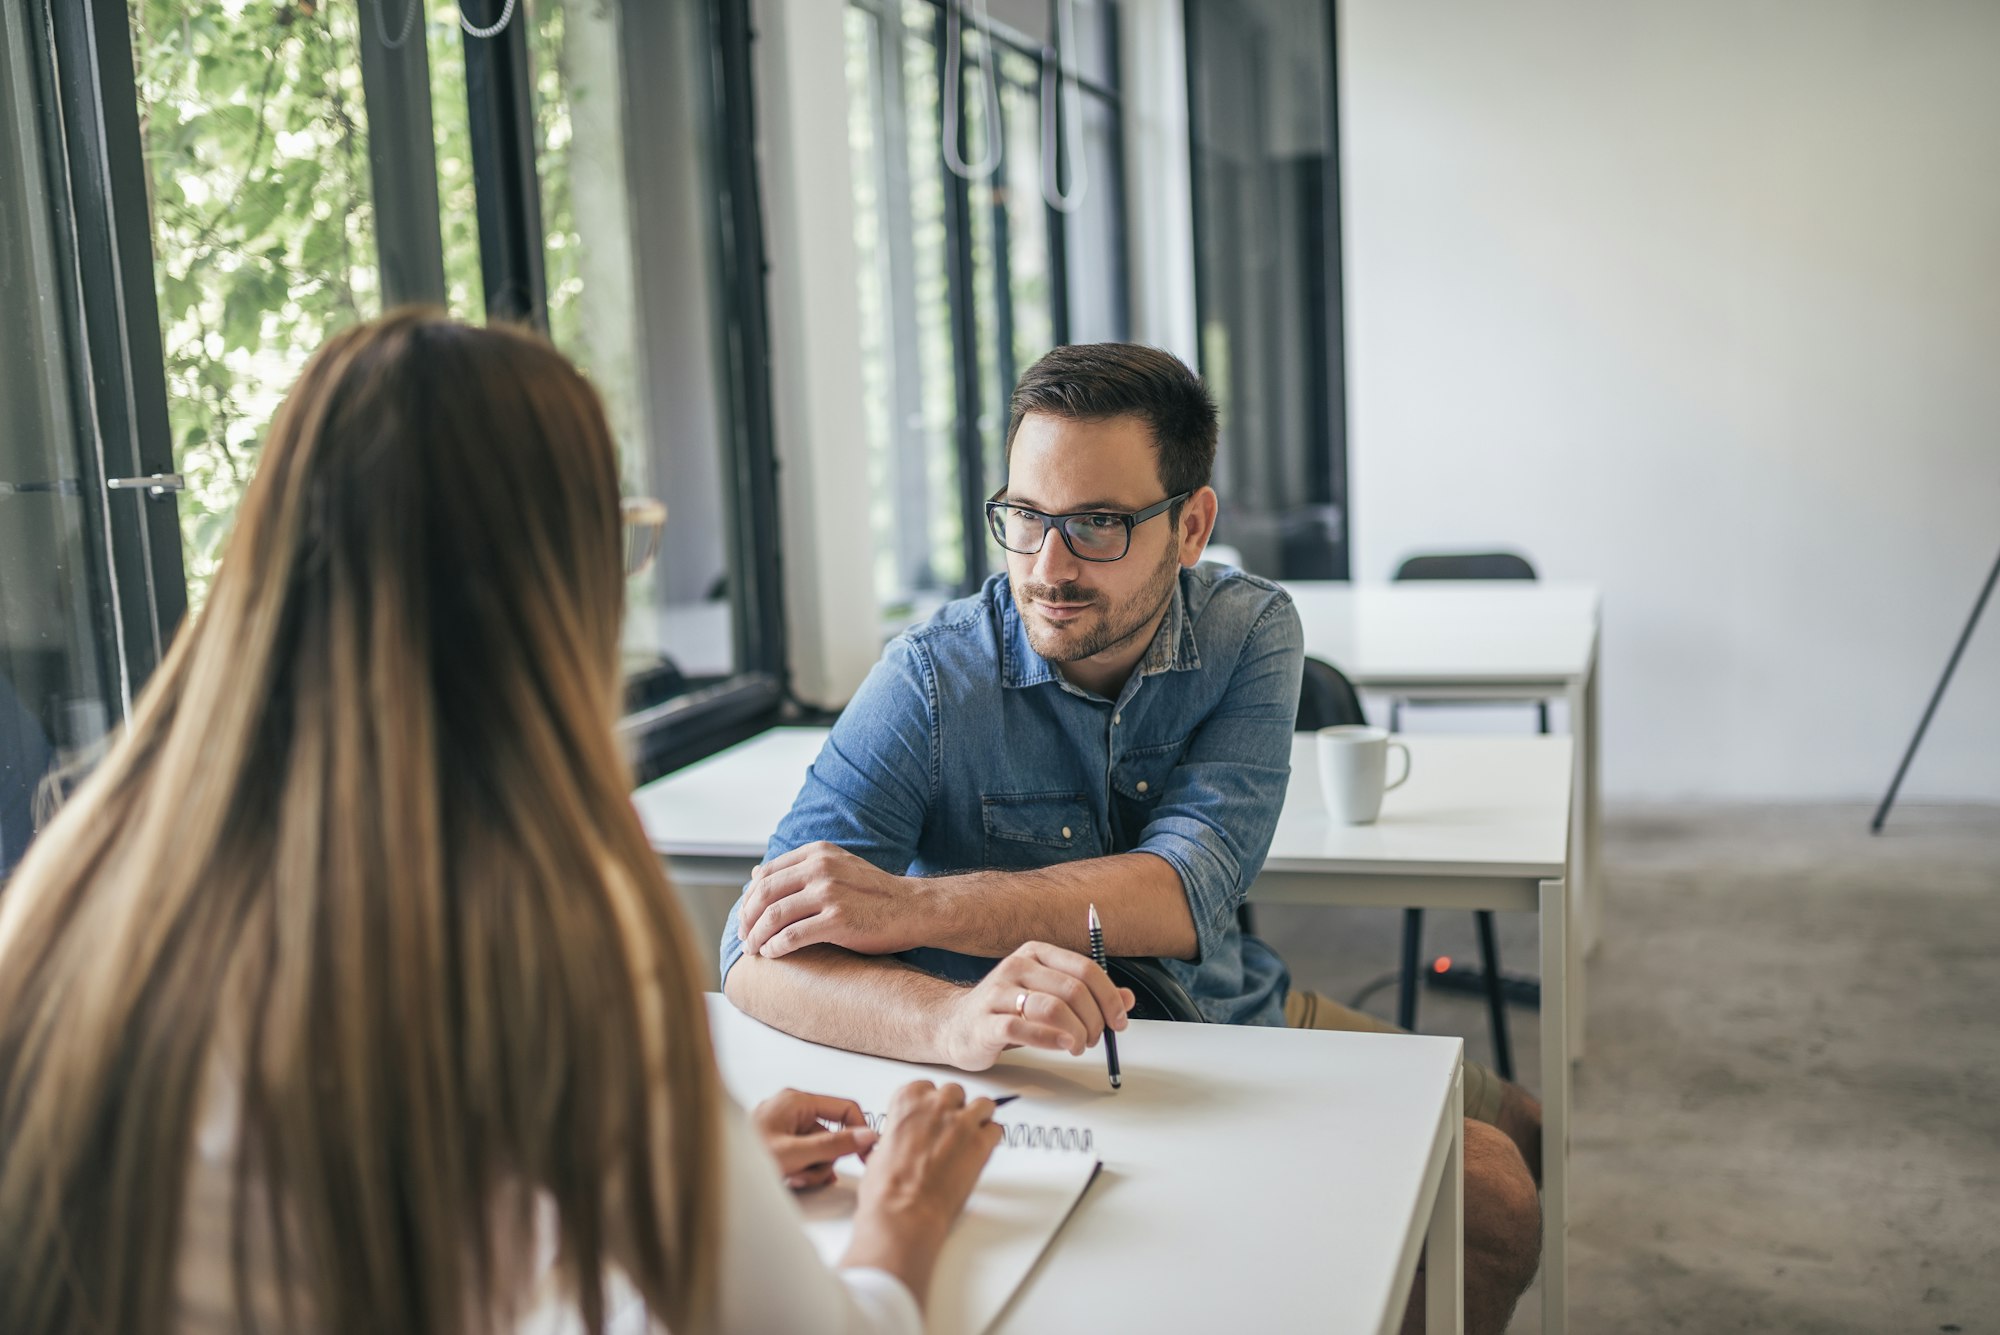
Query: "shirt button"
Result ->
[[1136, 780, 1149, 793], [1113, 713, 1122, 725], [1061, 826, 1073, 839]]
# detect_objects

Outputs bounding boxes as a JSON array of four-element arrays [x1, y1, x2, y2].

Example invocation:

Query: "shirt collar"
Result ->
[[1000, 572, 1202, 692]]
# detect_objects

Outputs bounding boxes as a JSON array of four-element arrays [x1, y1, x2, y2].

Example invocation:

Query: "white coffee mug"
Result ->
[[1316, 725, 1412, 824]]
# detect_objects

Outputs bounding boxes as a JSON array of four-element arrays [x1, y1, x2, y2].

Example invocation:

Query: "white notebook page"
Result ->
[[793, 1146, 1102, 1335]]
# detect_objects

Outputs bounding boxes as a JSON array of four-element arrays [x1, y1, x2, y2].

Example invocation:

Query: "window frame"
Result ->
[[25, 0, 788, 783]]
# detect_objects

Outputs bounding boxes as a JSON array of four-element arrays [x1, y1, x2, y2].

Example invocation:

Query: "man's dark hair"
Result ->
[[1004, 343, 1218, 505]]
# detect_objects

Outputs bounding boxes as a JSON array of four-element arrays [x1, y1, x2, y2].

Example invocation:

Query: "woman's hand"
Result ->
[[840, 1080, 1005, 1307], [750, 1088, 880, 1191]]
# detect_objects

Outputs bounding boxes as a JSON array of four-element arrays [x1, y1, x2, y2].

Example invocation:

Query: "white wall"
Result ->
[[1341, 0, 2000, 801]]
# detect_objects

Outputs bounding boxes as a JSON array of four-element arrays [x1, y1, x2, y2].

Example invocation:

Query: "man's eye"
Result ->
[[1007, 507, 1041, 524], [1082, 514, 1123, 531]]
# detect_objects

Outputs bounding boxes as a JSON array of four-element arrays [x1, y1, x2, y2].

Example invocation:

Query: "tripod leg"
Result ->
[[1872, 545, 2000, 833]]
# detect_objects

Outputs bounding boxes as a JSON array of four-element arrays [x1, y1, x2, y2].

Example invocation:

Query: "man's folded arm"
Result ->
[[719, 638, 936, 986], [724, 941, 968, 1064]]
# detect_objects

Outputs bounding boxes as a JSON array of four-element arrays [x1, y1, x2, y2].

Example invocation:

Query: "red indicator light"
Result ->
[[1433, 956, 1452, 973]]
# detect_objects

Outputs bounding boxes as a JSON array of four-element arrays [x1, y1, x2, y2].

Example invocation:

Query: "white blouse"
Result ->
[[173, 1052, 919, 1335]]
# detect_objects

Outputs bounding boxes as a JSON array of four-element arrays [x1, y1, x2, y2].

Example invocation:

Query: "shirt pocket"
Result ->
[[981, 792, 1100, 870], [1110, 736, 1190, 851]]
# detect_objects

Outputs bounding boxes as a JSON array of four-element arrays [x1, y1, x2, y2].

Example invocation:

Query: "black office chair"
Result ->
[[1386, 552, 1537, 1080], [1105, 956, 1205, 1023], [1233, 656, 1369, 944]]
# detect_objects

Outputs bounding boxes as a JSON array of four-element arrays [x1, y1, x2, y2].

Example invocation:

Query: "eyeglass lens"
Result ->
[[991, 505, 1129, 561]]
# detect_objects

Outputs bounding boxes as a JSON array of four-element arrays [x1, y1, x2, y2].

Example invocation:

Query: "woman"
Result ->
[[0, 311, 998, 1334]]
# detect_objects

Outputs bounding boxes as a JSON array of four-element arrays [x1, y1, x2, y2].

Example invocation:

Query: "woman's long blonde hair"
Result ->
[[0, 311, 719, 1334]]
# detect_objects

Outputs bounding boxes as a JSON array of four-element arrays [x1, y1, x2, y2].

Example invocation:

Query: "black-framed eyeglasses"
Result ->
[[984, 488, 1192, 563]]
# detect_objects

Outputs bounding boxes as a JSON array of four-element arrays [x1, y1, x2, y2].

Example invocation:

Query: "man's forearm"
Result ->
[[723, 943, 968, 1064], [917, 851, 1200, 960]]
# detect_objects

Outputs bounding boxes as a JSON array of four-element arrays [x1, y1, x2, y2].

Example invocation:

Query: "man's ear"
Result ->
[[1177, 486, 1220, 566]]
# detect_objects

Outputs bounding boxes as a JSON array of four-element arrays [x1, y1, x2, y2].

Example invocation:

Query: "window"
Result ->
[[1185, 0, 1349, 579], [112, 0, 783, 778], [846, 0, 1130, 618]]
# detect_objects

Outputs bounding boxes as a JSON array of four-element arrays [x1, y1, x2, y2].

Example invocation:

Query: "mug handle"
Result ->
[[1384, 742, 1413, 793]]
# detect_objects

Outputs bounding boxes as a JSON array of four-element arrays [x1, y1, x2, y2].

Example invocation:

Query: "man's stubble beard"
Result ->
[[1017, 539, 1181, 665]]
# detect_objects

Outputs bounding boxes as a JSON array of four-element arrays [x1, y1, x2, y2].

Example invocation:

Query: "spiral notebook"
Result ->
[[793, 1108, 1102, 1335]]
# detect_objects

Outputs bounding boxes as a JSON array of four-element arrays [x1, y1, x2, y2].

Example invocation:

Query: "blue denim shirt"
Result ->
[[720, 563, 1305, 1025]]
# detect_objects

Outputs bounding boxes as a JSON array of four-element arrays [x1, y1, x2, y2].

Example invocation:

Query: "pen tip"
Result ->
[[1088, 902, 1100, 928], [1110, 1075, 1121, 1090]]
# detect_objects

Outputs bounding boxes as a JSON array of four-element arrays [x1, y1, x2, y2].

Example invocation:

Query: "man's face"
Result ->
[[1000, 412, 1187, 666]]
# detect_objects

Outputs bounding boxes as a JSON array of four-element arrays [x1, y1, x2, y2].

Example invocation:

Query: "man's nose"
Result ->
[[1031, 524, 1083, 587]]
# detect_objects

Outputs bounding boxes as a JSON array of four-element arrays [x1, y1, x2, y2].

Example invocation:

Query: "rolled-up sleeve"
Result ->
[[1133, 595, 1303, 964], [720, 638, 937, 984]]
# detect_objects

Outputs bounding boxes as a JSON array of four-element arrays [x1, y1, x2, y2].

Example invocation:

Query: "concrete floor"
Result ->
[[1256, 801, 2000, 1334]]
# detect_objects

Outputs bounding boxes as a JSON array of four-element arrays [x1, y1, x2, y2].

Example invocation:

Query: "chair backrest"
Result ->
[[1393, 551, 1538, 582], [1105, 956, 1205, 1023], [1296, 656, 1366, 732]]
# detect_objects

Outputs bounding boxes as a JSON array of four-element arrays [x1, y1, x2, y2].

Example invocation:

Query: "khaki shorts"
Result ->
[[1284, 988, 1507, 1125]]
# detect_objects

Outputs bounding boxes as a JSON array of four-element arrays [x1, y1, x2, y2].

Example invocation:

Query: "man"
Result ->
[[723, 344, 1540, 1332]]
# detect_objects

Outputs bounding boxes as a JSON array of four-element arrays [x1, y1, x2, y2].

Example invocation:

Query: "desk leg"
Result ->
[[1426, 1067, 1465, 1335], [1575, 657, 1604, 960], [1539, 879, 1570, 1335], [1565, 670, 1594, 1066]]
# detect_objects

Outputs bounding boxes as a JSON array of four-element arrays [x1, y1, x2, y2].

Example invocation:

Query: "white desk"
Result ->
[[636, 728, 1575, 1334], [709, 995, 1466, 1334], [1282, 579, 1603, 998]]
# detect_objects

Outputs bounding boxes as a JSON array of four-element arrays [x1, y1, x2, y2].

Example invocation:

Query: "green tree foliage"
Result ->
[[130, 0, 587, 606], [131, 0, 380, 603]]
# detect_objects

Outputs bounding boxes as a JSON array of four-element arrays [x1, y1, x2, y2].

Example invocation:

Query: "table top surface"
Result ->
[[708, 994, 1461, 1334], [1281, 580, 1600, 686], [636, 728, 1571, 880]]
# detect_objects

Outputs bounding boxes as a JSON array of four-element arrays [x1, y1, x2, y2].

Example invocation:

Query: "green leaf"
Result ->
[[221, 275, 265, 354]]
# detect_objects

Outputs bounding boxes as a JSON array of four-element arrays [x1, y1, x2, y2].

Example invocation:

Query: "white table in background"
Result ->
[[709, 995, 1466, 1334], [1282, 580, 1601, 1030], [636, 728, 1576, 1334]]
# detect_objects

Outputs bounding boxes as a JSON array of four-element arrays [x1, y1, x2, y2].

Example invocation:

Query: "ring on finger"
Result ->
[[1015, 991, 1029, 1017]]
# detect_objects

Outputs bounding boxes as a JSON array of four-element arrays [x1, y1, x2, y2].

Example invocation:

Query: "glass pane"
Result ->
[[526, 0, 741, 703], [1064, 89, 1126, 343], [849, 2, 967, 614], [130, 0, 382, 605], [1188, 0, 1345, 577], [902, 5, 965, 598], [425, 2, 486, 320], [1, 4, 115, 877], [998, 52, 1053, 373], [846, 6, 900, 607]]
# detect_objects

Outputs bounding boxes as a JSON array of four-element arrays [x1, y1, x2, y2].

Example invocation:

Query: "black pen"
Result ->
[[1087, 903, 1122, 1090]]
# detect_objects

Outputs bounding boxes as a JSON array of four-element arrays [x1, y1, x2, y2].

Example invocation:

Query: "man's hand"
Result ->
[[941, 942, 1136, 1071], [741, 842, 929, 958], [749, 1088, 881, 1191]]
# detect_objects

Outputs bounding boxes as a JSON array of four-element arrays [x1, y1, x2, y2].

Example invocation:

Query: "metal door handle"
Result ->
[[105, 473, 186, 496]]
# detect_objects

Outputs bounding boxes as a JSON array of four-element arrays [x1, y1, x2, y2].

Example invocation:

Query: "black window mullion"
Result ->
[[461, 4, 547, 329], [358, 0, 449, 308], [1040, 60, 1071, 347], [707, 0, 786, 695], [46, 0, 187, 696]]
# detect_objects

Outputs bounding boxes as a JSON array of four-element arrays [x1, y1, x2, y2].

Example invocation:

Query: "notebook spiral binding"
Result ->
[[860, 1110, 1093, 1154]]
